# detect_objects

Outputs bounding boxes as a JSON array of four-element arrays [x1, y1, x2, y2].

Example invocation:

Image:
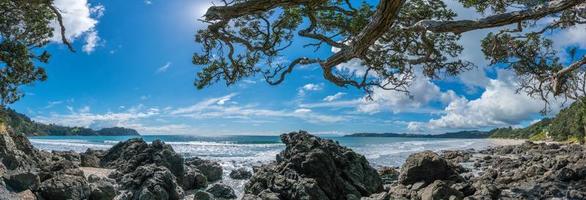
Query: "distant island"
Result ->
[[0, 107, 139, 136], [345, 130, 492, 139]]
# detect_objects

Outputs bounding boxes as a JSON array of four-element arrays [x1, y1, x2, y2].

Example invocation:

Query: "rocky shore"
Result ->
[[2, 126, 586, 199]]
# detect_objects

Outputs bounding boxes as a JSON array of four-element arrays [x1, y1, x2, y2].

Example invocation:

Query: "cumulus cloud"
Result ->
[[298, 83, 323, 96], [409, 70, 566, 131], [357, 75, 458, 114], [51, 0, 104, 53]]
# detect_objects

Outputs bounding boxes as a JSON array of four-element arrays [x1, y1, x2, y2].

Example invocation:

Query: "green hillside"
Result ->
[[0, 106, 139, 136], [490, 100, 586, 142]]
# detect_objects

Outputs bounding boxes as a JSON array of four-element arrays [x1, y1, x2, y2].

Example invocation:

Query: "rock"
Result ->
[[101, 139, 184, 180], [81, 149, 104, 168], [556, 167, 577, 181], [206, 183, 236, 199], [185, 157, 223, 182], [378, 167, 400, 184], [244, 131, 383, 199], [37, 174, 91, 200], [441, 150, 472, 163], [229, 167, 252, 180], [398, 151, 461, 185], [88, 175, 116, 200], [116, 164, 183, 200], [3, 170, 40, 192], [182, 167, 207, 190], [52, 150, 81, 164], [193, 191, 213, 200], [420, 180, 463, 200], [0, 124, 43, 170], [16, 189, 36, 200], [361, 192, 389, 200], [39, 159, 84, 181]]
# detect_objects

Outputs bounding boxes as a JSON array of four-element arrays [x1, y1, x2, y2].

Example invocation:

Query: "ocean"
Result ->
[[28, 135, 513, 197]]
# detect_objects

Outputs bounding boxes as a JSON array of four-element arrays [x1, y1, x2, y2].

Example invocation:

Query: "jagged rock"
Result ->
[[81, 149, 104, 168], [3, 170, 40, 192], [193, 191, 213, 200], [115, 164, 183, 200], [0, 124, 43, 170], [52, 150, 81, 164], [39, 159, 84, 181], [361, 192, 390, 200], [182, 167, 207, 190], [36, 174, 91, 200], [399, 151, 461, 185], [16, 189, 36, 200], [229, 167, 252, 180], [101, 139, 184, 181], [379, 167, 400, 184], [88, 174, 116, 200], [420, 180, 463, 200], [244, 131, 383, 199], [206, 183, 236, 199], [185, 157, 223, 182]]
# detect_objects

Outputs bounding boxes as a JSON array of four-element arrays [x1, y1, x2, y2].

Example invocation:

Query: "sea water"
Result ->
[[28, 135, 506, 197]]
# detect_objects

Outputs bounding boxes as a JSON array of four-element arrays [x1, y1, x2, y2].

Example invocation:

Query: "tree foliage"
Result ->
[[0, 0, 73, 104], [194, 0, 586, 108]]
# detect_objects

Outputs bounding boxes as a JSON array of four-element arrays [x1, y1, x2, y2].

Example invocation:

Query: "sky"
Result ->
[[9, 0, 586, 135]]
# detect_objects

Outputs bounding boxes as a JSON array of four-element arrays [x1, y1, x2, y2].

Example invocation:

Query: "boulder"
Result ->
[[81, 149, 104, 168], [39, 159, 84, 181], [36, 174, 91, 200], [206, 183, 236, 199], [101, 139, 184, 180], [398, 151, 461, 185], [3, 170, 40, 192], [51, 150, 81, 164], [420, 180, 463, 200], [185, 157, 223, 182], [229, 168, 252, 180], [115, 164, 183, 200], [378, 167, 400, 184], [88, 175, 116, 200], [244, 131, 383, 199], [182, 167, 207, 190], [0, 124, 43, 170], [193, 191, 213, 200]]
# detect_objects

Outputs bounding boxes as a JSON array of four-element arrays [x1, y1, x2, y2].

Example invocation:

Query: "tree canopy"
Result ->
[[0, 0, 73, 104], [194, 0, 586, 111]]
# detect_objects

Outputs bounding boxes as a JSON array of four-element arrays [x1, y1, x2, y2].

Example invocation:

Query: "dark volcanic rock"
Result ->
[[0, 125, 44, 170], [399, 151, 461, 185], [193, 191, 213, 200], [51, 150, 81, 164], [206, 183, 236, 199], [185, 157, 223, 182], [36, 174, 91, 200], [244, 131, 383, 200], [229, 167, 252, 180], [116, 164, 183, 200], [88, 174, 116, 200], [3, 170, 40, 192], [100, 138, 184, 180], [420, 180, 463, 200], [182, 166, 207, 190], [379, 167, 400, 184], [81, 149, 104, 167]]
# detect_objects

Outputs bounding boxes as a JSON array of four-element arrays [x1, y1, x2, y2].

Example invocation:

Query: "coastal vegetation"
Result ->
[[0, 107, 139, 136]]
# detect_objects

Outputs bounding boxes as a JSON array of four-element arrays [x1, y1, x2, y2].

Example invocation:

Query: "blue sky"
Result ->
[[9, 0, 586, 135]]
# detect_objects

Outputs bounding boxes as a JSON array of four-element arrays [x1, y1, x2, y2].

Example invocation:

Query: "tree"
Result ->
[[194, 0, 586, 111], [0, 0, 73, 104]]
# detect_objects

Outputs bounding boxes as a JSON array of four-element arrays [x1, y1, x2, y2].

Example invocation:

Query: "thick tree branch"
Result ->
[[553, 56, 586, 95], [204, 0, 318, 21], [47, 3, 75, 52], [406, 0, 585, 34]]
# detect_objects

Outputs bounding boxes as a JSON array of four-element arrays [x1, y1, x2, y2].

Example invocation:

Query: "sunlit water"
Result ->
[[29, 135, 509, 197]]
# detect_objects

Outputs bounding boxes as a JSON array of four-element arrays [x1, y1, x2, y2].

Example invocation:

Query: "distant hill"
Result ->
[[489, 100, 585, 142], [345, 130, 492, 139], [0, 107, 140, 136]]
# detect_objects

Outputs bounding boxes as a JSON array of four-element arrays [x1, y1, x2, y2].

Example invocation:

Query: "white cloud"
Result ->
[[357, 74, 458, 114], [144, 0, 153, 5], [171, 94, 346, 123], [298, 83, 323, 96], [34, 105, 160, 129], [323, 92, 346, 102], [51, 0, 104, 53], [156, 62, 172, 73], [411, 70, 566, 131]]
